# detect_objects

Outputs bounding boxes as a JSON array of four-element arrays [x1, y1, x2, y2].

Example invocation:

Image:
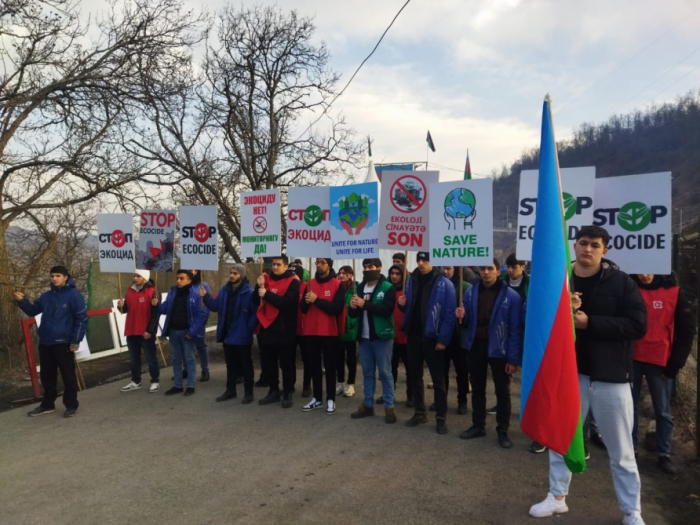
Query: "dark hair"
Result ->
[[392, 252, 406, 262], [480, 258, 500, 270], [505, 253, 525, 266], [362, 258, 382, 268], [50, 265, 69, 277], [576, 225, 611, 246], [339, 265, 353, 276], [177, 269, 194, 280], [272, 255, 289, 265], [293, 259, 302, 264]]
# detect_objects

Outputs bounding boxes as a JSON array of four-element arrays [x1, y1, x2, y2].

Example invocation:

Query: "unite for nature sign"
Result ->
[[286, 186, 332, 257], [428, 179, 494, 265], [329, 182, 379, 258], [240, 189, 282, 258], [97, 214, 136, 273], [517, 167, 596, 261], [179, 205, 219, 271], [593, 172, 672, 274], [137, 209, 176, 271], [378, 171, 439, 251]]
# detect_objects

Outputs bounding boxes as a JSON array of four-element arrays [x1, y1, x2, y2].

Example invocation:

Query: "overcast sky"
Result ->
[[89, 0, 700, 179]]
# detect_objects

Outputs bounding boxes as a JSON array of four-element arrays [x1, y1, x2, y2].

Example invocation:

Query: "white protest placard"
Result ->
[[516, 166, 596, 261], [240, 189, 281, 258], [592, 172, 671, 274], [329, 182, 379, 258], [286, 187, 331, 257], [179, 206, 219, 271], [379, 171, 439, 251], [35, 313, 90, 360], [97, 214, 136, 273], [428, 179, 493, 265], [137, 210, 176, 272]]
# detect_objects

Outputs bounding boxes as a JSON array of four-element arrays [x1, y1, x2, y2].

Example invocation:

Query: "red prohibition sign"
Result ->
[[390, 175, 426, 214], [253, 216, 268, 233]]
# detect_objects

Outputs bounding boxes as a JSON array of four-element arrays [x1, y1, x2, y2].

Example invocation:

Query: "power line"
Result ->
[[293, 0, 412, 141]]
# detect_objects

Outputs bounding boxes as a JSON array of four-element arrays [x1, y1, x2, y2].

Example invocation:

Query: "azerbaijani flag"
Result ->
[[520, 96, 586, 473], [426, 131, 436, 152], [464, 149, 472, 180]]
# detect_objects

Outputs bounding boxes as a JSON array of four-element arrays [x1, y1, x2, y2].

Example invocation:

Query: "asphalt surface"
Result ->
[[0, 352, 671, 525]]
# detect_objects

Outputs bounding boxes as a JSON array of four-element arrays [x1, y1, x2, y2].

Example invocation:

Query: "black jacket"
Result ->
[[348, 275, 396, 341], [631, 273, 696, 378], [573, 259, 647, 383], [253, 271, 300, 346]]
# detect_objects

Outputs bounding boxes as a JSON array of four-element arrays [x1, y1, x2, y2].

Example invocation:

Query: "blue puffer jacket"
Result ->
[[461, 279, 523, 364], [400, 267, 456, 345], [203, 279, 258, 345], [18, 278, 88, 346], [158, 284, 210, 339]]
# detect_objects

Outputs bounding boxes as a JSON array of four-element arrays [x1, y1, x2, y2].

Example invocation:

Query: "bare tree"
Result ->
[[0, 0, 206, 366]]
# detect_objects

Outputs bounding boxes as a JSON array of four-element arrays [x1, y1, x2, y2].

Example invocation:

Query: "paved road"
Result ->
[[0, 355, 670, 525]]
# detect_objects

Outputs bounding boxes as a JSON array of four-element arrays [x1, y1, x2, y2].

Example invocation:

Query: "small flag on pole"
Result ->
[[426, 131, 436, 152], [464, 150, 472, 180], [520, 95, 586, 474], [368, 135, 372, 158]]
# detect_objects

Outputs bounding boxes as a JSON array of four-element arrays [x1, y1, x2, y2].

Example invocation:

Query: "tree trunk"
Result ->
[[0, 224, 28, 370]]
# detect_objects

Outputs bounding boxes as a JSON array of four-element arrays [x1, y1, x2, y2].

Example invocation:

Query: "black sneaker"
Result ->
[[658, 455, 677, 474], [436, 420, 448, 435], [460, 426, 486, 440], [254, 376, 268, 388], [281, 393, 293, 409], [584, 442, 591, 460], [590, 431, 606, 450], [529, 441, 547, 453], [27, 406, 55, 417], [64, 407, 78, 418], [486, 405, 497, 415], [216, 391, 237, 402], [242, 392, 254, 404], [184, 387, 195, 396], [258, 390, 281, 405], [457, 402, 468, 415], [200, 371, 210, 382], [497, 430, 513, 449], [405, 414, 428, 427], [165, 386, 184, 396]]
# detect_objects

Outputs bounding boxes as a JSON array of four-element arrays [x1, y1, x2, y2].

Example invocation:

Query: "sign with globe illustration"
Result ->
[[329, 182, 379, 258], [516, 166, 596, 261], [428, 178, 493, 265]]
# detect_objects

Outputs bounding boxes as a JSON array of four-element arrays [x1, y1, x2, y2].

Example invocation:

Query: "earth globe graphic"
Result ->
[[444, 188, 476, 229]]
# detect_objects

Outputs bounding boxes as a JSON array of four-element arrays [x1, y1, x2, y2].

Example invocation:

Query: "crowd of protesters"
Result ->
[[15, 225, 695, 525]]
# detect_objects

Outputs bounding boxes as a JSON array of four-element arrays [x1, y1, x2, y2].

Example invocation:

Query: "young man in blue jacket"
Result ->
[[456, 258, 522, 448], [190, 269, 212, 382], [200, 264, 258, 404], [399, 252, 456, 435], [153, 269, 209, 396], [15, 266, 88, 418]]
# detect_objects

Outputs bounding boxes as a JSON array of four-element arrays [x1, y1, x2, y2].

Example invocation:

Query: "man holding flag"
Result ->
[[524, 98, 647, 525]]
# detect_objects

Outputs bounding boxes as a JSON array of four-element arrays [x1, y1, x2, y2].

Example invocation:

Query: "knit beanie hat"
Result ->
[[232, 263, 246, 279], [134, 269, 150, 280]]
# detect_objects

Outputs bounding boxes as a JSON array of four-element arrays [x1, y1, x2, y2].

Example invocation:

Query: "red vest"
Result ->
[[303, 277, 340, 337], [124, 285, 156, 336], [393, 289, 407, 344], [296, 281, 307, 336], [257, 274, 295, 329], [634, 286, 679, 367]]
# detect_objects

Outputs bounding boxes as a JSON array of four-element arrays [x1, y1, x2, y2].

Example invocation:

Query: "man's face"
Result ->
[[389, 269, 402, 285], [443, 266, 454, 279], [229, 269, 241, 283], [271, 259, 288, 276], [479, 265, 499, 286], [417, 259, 431, 274], [133, 275, 147, 287], [363, 263, 379, 272], [506, 264, 524, 280], [176, 273, 192, 288], [638, 274, 654, 284], [393, 258, 403, 266], [316, 259, 330, 277], [50, 273, 69, 287], [574, 236, 607, 267]]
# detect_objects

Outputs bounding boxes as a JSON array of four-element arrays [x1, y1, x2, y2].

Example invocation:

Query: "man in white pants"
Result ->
[[529, 225, 647, 525]]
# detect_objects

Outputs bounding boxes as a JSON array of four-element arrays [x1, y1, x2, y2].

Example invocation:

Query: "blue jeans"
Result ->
[[196, 338, 209, 373], [359, 338, 394, 409], [126, 335, 160, 384], [169, 330, 196, 389], [631, 360, 674, 456]]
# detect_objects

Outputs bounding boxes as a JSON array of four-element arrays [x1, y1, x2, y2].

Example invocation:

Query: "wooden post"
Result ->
[[260, 259, 265, 306], [74, 355, 86, 391], [117, 273, 123, 313], [403, 250, 408, 288], [308, 257, 312, 282], [352, 259, 357, 295], [155, 337, 167, 367]]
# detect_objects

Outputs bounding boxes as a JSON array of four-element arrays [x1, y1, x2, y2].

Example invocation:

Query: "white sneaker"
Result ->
[[120, 381, 142, 392], [335, 383, 344, 395], [302, 398, 323, 412], [326, 399, 336, 415], [149, 383, 160, 393], [529, 493, 568, 518], [344, 384, 355, 397], [622, 513, 645, 525]]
